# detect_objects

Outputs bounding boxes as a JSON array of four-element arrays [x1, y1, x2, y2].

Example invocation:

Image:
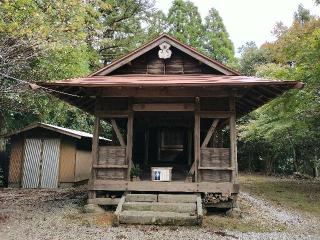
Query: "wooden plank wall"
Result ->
[[8, 137, 24, 184], [200, 148, 232, 182], [111, 47, 223, 75], [96, 146, 127, 180], [59, 138, 76, 183], [74, 150, 92, 182]]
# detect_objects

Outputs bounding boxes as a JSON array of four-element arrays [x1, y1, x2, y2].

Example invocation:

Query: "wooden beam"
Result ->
[[194, 97, 201, 182], [198, 166, 235, 170], [188, 161, 196, 175], [229, 96, 237, 184], [249, 87, 275, 99], [93, 164, 128, 169], [201, 119, 219, 148], [96, 111, 129, 118], [111, 118, 125, 147], [199, 111, 234, 118], [101, 87, 241, 98], [133, 103, 195, 111], [88, 115, 100, 200], [90, 180, 240, 193], [126, 100, 134, 180]]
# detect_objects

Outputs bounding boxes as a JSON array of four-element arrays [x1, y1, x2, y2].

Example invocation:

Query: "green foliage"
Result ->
[[167, 1, 235, 63], [167, 0, 203, 49], [146, 10, 168, 39], [130, 164, 141, 177], [203, 8, 234, 63], [238, 42, 269, 76], [294, 4, 313, 26], [87, 0, 155, 65], [238, 9, 320, 176], [0, 0, 94, 135]]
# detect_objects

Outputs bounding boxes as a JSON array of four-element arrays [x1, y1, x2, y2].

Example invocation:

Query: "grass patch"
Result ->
[[239, 174, 320, 217]]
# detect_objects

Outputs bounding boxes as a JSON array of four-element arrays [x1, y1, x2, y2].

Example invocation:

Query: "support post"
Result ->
[[126, 100, 134, 180], [229, 96, 237, 184], [194, 97, 201, 182], [89, 114, 100, 200]]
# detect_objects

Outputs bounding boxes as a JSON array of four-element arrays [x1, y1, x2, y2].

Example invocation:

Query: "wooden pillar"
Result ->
[[194, 97, 200, 182], [126, 100, 134, 180], [229, 96, 237, 184], [88, 114, 100, 199]]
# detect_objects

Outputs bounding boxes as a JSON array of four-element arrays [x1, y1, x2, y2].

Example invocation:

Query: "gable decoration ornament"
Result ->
[[158, 42, 172, 59]]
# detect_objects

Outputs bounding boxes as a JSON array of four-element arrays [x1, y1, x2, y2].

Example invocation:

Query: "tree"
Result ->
[[145, 10, 168, 39], [238, 16, 320, 176], [87, 0, 155, 65], [202, 8, 234, 63], [0, 0, 91, 134], [167, 0, 203, 50], [294, 4, 313, 26], [238, 42, 268, 76], [271, 21, 288, 38]]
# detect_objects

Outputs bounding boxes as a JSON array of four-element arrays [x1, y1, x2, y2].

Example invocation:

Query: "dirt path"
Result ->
[[0, 188, 319, 240]]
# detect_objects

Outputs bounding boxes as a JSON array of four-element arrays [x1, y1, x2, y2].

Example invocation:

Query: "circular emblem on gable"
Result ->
[[158, 42, 172, 59]]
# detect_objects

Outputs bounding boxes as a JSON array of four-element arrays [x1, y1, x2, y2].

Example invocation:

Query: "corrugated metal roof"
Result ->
[[40, 74, 303, 88], [2, 122, 111, 141]]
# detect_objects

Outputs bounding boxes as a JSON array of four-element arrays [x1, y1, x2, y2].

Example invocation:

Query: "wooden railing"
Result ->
[[94, 146, 127, 180]]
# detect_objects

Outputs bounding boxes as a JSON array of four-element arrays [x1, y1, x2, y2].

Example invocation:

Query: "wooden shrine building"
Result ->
[[39, 34, 303, 207]]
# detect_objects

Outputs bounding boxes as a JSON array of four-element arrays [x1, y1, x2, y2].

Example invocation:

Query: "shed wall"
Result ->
[[75, 150, 92, 182], [59, 138, 76, 183], [8, 137, 24, 184]]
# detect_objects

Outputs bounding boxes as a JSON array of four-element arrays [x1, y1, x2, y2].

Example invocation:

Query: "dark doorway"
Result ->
[[133, 112, 193, 181]]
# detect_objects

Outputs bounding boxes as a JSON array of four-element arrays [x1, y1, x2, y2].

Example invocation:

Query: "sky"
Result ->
[[154, 0, 320, 54]]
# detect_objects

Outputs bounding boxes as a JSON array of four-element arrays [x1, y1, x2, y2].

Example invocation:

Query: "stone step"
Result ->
[[119, 210, 198, 225], [122, 202, 196, 213], [158, 194, 197, 203], [125, 194, 157, 202]]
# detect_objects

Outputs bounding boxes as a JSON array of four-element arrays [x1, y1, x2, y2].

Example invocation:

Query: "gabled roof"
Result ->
[[90, 33, 239, 76], [2, 122, 111, 141]]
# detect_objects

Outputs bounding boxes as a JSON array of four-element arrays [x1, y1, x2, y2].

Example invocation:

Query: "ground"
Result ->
[[1, 175, 320, 240]]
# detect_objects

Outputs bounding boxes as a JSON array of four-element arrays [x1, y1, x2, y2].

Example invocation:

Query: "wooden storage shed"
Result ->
[[38, 33, 303, 218], [4, 123, 110, 188]]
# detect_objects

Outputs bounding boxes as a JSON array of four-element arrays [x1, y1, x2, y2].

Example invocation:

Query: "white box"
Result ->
[[151, 167, 172, 181]]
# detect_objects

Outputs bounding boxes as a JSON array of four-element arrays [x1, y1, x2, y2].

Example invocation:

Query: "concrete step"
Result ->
[[119, 210, 198, 225], [125, 194, 157, 202], [122, 202, 196, 213], [158, 194, 197, 203]]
